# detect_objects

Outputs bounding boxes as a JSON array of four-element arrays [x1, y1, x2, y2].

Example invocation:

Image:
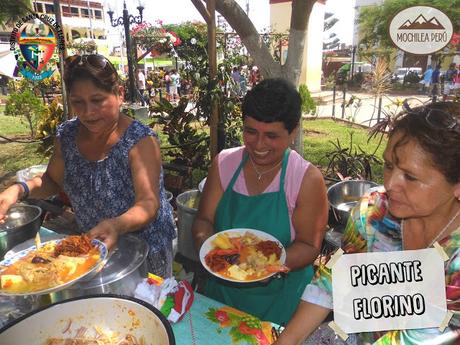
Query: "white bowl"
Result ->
[[0, 294, 175, 345]]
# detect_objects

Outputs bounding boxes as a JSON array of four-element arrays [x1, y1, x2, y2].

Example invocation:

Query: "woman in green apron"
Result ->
[[192, 79, 329, 325]]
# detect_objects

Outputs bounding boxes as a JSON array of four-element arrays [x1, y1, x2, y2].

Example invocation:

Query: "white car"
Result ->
[[393, 67, 423, 83]]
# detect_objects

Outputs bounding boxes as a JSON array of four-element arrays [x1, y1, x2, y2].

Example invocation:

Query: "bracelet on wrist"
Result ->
[[16, 181, 30, 200]]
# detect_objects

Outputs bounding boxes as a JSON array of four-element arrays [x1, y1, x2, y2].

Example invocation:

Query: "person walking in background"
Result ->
[[455, 65, 460, 95], [249, 66, 261, 88], [136, 68, 147, 106], [420, 65, 432, 94], [431, 64, 441, 102], [169, 69, 180, 102], [164, 71, 171, 101], [443, 63, 458, 101], [231, 66, 241, 97], [240, 66, 248, 96]]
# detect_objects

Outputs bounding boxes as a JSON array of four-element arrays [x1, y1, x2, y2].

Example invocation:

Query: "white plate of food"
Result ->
[[0, 235, 107, 296], [199, 228, 288, 283]]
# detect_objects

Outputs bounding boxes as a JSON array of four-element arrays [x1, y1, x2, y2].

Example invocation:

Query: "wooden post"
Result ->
[[53, 0, 69, 119], [207, 0, 218, 158], [190, 0, 219, 157]]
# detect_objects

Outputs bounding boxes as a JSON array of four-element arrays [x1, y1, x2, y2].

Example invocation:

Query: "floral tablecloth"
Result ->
[[172, 292, 279, 345]]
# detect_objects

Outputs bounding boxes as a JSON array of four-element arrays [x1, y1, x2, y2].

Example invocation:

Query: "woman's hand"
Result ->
[[88, 219, 120, 250], [273, 301, 331, 345], [0, 184, 23, 221]]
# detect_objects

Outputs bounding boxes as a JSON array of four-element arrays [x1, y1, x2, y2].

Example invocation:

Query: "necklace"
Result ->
[[401, 207, 460, 249], [248, 155, 282, 181]]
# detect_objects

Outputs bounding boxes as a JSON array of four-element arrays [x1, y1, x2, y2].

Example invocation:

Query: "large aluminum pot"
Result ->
[[46, 234, 149, 303], [0, 294, 175, 345], [327, 180, 379, 225], [0, 204, 42, 259], [176, 189, 200, 262]]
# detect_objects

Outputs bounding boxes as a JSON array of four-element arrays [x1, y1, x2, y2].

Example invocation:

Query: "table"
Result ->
[[172, 292, 279, 345], [1, 228, 280, 344]]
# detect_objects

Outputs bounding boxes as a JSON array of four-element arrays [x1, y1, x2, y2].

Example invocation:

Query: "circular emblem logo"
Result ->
[[389, 6, 453, 55], [10, 13, 65, 81]]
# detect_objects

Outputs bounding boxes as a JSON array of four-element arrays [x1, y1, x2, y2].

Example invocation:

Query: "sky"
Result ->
[[105, 0, 355, 46]]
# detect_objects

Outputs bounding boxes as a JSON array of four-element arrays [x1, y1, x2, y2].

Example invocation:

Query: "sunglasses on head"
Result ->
[[64, 54, 116, 74], [402, 99, 459, 133]]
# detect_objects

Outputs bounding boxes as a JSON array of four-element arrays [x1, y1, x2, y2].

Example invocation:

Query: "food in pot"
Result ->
[[44, 325, 145, 345], [204, 232, 289, 281], [0, 235, 101, 293]]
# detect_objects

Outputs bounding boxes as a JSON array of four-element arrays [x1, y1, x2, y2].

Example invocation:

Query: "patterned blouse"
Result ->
[[302, 189, 460, 344], [56, 118, 176, 254]]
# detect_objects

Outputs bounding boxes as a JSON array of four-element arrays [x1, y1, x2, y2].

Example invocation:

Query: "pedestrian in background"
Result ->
[[169, 69, 180, 102], [431, 64, 441, 102], [420, 65, 432, 94], [443, 63, 458, 101], [136, 68, 147, 106]]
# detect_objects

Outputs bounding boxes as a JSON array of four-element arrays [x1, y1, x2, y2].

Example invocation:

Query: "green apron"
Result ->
[[204, 149, 314, 325]]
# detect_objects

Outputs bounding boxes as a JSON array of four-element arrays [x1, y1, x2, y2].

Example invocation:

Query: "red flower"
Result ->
[[238, 322, 270, 345], [215, 310, 230, 325]]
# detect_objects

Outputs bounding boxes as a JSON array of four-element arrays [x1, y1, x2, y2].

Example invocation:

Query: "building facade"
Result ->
[[32, 0, 109, 55]]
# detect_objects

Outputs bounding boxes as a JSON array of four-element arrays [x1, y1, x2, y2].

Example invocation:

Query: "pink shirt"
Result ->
[[218, 146, 311, 241]]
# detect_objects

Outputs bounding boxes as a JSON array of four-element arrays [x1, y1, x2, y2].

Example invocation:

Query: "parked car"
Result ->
[[392, 67, 422, 84]]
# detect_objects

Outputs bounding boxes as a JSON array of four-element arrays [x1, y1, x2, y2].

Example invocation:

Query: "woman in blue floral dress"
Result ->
[[0, 55, 176, 278]]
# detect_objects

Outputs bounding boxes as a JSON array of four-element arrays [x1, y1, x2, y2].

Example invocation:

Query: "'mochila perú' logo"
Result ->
[[10, 13, 65, 81], [389, 6, 453, 55]]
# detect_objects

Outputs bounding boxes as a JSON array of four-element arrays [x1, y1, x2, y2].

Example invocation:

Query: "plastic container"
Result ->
[[16, 164, 48, 183], [175, 189, 200, 262]]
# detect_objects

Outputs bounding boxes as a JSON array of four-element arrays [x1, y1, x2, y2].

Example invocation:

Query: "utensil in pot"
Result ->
[[0, 204, 42, 260], [198, 177, 207, 193], [327, 180, 379, 225], [0, 294, 176, 345]]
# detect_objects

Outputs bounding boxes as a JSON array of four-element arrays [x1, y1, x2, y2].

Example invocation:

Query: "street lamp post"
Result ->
[[350, 45, 357, 82], [107, 1, 144, 104]]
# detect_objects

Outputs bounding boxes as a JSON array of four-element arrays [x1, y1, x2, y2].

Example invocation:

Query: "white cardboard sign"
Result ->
[[332, 249, 447, 334]]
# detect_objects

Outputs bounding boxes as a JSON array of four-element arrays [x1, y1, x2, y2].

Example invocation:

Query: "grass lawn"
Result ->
[[0, 115, 46, 177], [0, 115, 31, 136], [0, 142, 45, 177], [0, 115, 387, 184], [302, 118, 386, 183]]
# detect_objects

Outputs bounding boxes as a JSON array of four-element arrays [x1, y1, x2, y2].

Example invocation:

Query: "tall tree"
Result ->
[[191, 0, 317, 86], [0, 0, 30, 29]]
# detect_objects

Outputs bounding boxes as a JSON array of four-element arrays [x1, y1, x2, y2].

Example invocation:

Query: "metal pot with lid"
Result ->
[[0, 233, 149, 326], [49, 234, 149, 301]]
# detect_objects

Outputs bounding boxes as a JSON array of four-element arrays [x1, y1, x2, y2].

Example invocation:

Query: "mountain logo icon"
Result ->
[[398, 14, 445, 30]]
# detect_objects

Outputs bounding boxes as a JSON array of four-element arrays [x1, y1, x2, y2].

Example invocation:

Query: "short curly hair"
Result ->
[[242, 78, 301, 133], [390, 101, 460, 184]]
